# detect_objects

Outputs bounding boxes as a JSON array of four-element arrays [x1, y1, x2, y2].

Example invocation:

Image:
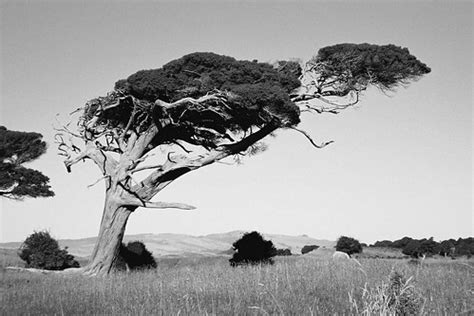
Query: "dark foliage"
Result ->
[[118, 241, 157, 270], [392, 237, 414, 249], [372, 237, 414, 249], [371, 240, 394, 248], [229, 231, 277, 266], [313, 43, 431, 94], [439, 239, 456, 257], [402, 238, 439, 258], [0, 126, 54, 199], [108, 53, 302, 136], [301, 245, 319, 254], [116, 52, 301, 102], [402, 240, 423, 258], [275, 248, 292, 256], [453, 237, 474, 258], [373, 236, 473, 258], [335, 236, 362, 256], [19, 231, 79, 270]]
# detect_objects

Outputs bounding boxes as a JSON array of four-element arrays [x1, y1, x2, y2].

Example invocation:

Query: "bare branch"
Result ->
[[134, 122, 279, 201], [139, 201, 196, 210], [87, 175, 110, 188], [290, 127, 334, 149], [62, 142, 118, 174], [294, 91, 360, 114], [131, 164, 163, 174]]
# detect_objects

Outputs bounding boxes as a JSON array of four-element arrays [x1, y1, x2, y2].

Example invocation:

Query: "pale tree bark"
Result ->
[[83, 194, 135, 276]]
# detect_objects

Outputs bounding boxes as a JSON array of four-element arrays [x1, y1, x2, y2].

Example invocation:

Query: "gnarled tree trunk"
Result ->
[[83, 194, 136, 276]]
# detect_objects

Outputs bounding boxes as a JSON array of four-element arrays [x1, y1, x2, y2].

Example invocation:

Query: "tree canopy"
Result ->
[[336, 236, 363, 256], [0, 126, 54, 199]]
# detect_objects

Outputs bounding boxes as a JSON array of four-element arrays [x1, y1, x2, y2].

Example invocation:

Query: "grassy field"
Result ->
[[1, 255, 472, 315]]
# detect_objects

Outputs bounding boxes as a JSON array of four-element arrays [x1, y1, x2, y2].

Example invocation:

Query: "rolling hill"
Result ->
[[0, 231, 334, 259]]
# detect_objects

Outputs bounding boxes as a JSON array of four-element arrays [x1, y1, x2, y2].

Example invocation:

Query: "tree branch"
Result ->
[[133, 122, 279, 201], [289, 127, 334, 149], [140, 201, 196, 210], [63, 142, 118, 175]]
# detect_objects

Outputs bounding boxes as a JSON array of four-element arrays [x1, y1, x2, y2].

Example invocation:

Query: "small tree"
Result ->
[[118, 241, 157, 270], [301, 245, 319, 254], [0, 126, 54, 199], [336, 236, 362, 256], [19, 231, 79, 270], [229, 231, 276, 266]]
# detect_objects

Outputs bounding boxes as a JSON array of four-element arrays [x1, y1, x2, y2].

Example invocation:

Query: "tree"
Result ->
[[392, 237, 414, 249], [57, 45, 430, 276], [0, 126, 54, 199], [118, 241, 157, 270], [19, 231, 79, 270], [229, 231, 277, 266], [336, 236, 362, 256], [439, 239, 455, 257], [402, 238, 440, 258], [453, 237, 474, 258], [301, 245, 319, 254], [402, 239, 423, 258]]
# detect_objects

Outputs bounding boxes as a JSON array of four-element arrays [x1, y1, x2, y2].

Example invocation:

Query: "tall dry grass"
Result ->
[[1, 256, 472, 315]]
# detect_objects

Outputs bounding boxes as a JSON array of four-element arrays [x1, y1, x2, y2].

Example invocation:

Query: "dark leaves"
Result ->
[[313, 43, 431, 92], [0, 127, 54, 199]]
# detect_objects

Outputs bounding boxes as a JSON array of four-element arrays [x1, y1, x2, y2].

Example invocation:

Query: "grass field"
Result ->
[[1, 255, 472, 315]]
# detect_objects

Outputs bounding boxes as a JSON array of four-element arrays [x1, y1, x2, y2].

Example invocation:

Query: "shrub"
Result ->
[[301, 245, 319, 254], [349, 270, 423, 315], [229, 231, 276, 266], [18, 231, 79, 270], [275, 248, 292, 256], [335, 236, 362, 256], [118, 241, 157, 270]]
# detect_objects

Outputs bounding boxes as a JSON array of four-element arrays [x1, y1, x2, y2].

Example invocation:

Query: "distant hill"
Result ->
[[0, 231, 334, 259]]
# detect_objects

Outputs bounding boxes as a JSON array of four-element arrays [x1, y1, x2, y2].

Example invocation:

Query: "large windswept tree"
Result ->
[[0, 126, 54, 199], [57, 44, 430, 276]]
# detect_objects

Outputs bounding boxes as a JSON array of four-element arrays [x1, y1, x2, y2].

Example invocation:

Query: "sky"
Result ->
[[0, 1, 472, 244]]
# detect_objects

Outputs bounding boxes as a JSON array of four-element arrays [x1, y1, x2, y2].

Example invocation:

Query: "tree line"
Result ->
[[371, 237, 474, 258]]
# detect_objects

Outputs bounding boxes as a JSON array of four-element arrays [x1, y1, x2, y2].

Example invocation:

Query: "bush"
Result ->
[[118, 241, 157, 270], [229, 231, 276, 266], [19, 231, 79, 270], [335, 236, 362, 256], [275, 248, 292, 256], [301, 245, 319, 254]]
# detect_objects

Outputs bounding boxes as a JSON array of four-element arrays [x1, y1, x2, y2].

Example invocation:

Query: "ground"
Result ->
[[1, 253, 472, 315]]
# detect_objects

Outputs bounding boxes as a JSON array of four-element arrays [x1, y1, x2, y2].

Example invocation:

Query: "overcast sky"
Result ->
[[1, 1, 472, 243]]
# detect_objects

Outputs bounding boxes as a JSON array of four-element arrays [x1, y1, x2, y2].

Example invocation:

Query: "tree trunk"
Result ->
[[83, 194, 134, 276]]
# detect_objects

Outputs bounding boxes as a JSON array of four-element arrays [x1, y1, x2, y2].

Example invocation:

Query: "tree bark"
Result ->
[[83, 194, 135, 276]]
